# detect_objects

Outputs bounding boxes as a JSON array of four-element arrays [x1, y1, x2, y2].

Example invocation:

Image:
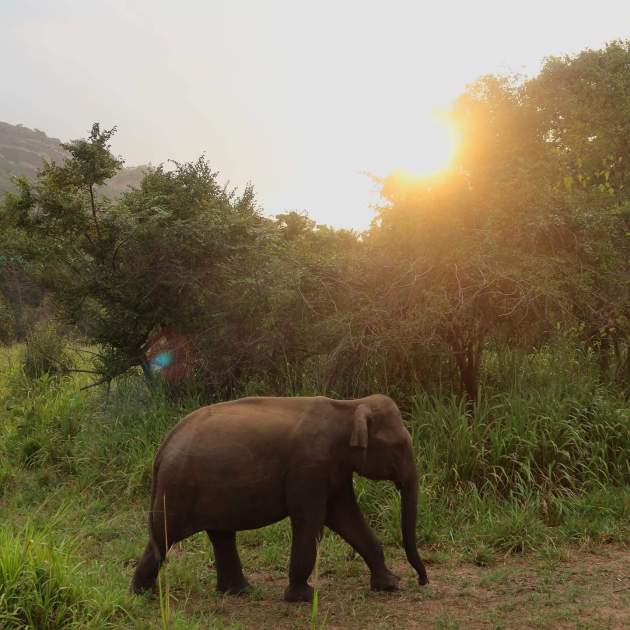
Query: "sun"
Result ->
[[381, 113, 458, 178]]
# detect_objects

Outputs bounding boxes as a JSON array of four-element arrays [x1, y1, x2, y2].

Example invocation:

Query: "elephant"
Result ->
[[131, 394, 429, 602]]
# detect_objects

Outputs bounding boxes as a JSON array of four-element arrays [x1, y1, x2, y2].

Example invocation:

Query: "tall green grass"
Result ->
[[410, 384, 628, 494], [0, 525, 117, 628], [0, 338, 628, 611], [354, 343, 629, 554]]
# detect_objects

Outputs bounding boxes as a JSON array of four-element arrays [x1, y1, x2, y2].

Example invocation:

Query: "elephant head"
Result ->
[[348, 395, 429, 586]]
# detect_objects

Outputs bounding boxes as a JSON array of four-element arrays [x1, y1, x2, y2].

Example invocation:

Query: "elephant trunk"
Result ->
[[399, 470, 429, 585]]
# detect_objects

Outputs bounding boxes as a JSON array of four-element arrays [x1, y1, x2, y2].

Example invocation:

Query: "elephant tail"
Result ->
[[145, 414, 195, 560], [147, 453, 167, 561], [131, 455, 165, 594]]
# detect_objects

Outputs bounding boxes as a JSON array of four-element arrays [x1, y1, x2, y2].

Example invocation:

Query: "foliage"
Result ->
[[530, 40, 630, 200], [2, 34, 628, 630], [2, 342, 628, 546], [0, 40, 628, 400], [0, 121, 146, 198], [357, 74, 586, 399], [0, 217, 48, 342], [528, 40, 630, 378], [0, 525, 115, 629], [1, 128, 269, 390]]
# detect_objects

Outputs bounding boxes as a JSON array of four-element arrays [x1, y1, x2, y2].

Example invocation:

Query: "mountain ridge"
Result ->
[[0, 121, 146, 197]]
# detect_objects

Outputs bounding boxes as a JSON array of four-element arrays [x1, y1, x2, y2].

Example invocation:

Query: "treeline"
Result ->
[[1, 41, 629, 400]]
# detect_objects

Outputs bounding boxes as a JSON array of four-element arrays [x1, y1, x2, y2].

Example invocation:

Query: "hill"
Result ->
[[0, 120, 146, 196]]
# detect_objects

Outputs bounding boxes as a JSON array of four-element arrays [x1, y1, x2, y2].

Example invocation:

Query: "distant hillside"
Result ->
[[0, 121, 147, 197]]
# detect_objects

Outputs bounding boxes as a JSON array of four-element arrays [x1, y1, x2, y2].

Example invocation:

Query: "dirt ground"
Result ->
[[179, 546, 630, 630]]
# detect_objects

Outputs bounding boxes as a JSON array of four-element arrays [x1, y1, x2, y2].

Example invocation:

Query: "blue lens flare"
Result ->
[[151, 351, 173, 370]]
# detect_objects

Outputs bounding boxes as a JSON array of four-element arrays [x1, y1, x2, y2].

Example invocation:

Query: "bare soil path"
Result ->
[[176, 546, 630, 629]]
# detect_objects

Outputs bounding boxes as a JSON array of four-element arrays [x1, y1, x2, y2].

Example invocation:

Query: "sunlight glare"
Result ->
[[382, 113, 458, 178]]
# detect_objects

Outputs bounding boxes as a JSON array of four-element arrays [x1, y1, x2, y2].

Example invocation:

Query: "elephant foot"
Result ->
[[284, 583, 314, 603], [370, 570, 400, 592], [217, 577, 250, 595], [130, 580, 156, 595]]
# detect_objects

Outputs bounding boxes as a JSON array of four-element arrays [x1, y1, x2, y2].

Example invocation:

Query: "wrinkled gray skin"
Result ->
[[131, 394, 429, 602]]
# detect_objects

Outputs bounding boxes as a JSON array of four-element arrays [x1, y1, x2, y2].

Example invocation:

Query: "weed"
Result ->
[[467, 544, 496, 567], [22, 321, 69, 379], [434, 614, 460, 629], [0, 524, 117, 628], [310, 540, 328, 630]]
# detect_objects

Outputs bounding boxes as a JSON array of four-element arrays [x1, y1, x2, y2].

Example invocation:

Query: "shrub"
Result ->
[[0, 526, 101, 629]]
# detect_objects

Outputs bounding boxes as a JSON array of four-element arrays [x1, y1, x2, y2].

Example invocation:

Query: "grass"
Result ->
[[0, 340, 629, 627], [0, 524, 121, 628]]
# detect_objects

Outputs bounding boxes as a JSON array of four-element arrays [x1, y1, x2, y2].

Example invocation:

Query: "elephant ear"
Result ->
[[350, 404, 371, 449]]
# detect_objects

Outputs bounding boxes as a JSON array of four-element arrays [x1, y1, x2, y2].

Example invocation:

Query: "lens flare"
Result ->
[[145, 328, 194, 383], [151, 351, 173, 370]]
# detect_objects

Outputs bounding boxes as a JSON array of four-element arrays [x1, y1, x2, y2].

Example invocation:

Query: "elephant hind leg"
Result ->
[[207, 530, 250, 595], [284, 477, 328, 602], [131, 541, 163, 594]]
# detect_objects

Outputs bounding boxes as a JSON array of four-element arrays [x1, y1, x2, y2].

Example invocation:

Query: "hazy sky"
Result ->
[[2, 1, 629, 229]]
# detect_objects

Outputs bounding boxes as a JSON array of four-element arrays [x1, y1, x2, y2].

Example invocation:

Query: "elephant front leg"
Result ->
[[326, 488, 399, 592], [207, 530, 250, 595], [284, 515, 324, 602]]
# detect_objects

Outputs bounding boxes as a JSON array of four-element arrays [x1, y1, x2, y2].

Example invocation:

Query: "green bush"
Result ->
[[2, 368, 88, 478], [410, 348, 630, 495], [0, 526, 107, 629], [353, 344, 629, 552]]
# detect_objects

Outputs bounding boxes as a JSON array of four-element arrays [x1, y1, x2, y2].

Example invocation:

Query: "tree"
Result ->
[[528, 40, 630, 378], [58, 123, 124, 241], [360, 76, 571, 400], [0, 125, 267, 388], [2, 40, 627, 398], [213, 210, 361, 395]]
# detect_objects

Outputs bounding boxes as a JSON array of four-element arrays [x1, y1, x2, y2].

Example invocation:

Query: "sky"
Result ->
[[1, 0, 629, 229]]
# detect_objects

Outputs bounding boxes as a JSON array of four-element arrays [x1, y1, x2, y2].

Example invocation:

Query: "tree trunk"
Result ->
[[140, 354, 156, 388], [89, 184, 101, 240], [453, 339, 481, 403]]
